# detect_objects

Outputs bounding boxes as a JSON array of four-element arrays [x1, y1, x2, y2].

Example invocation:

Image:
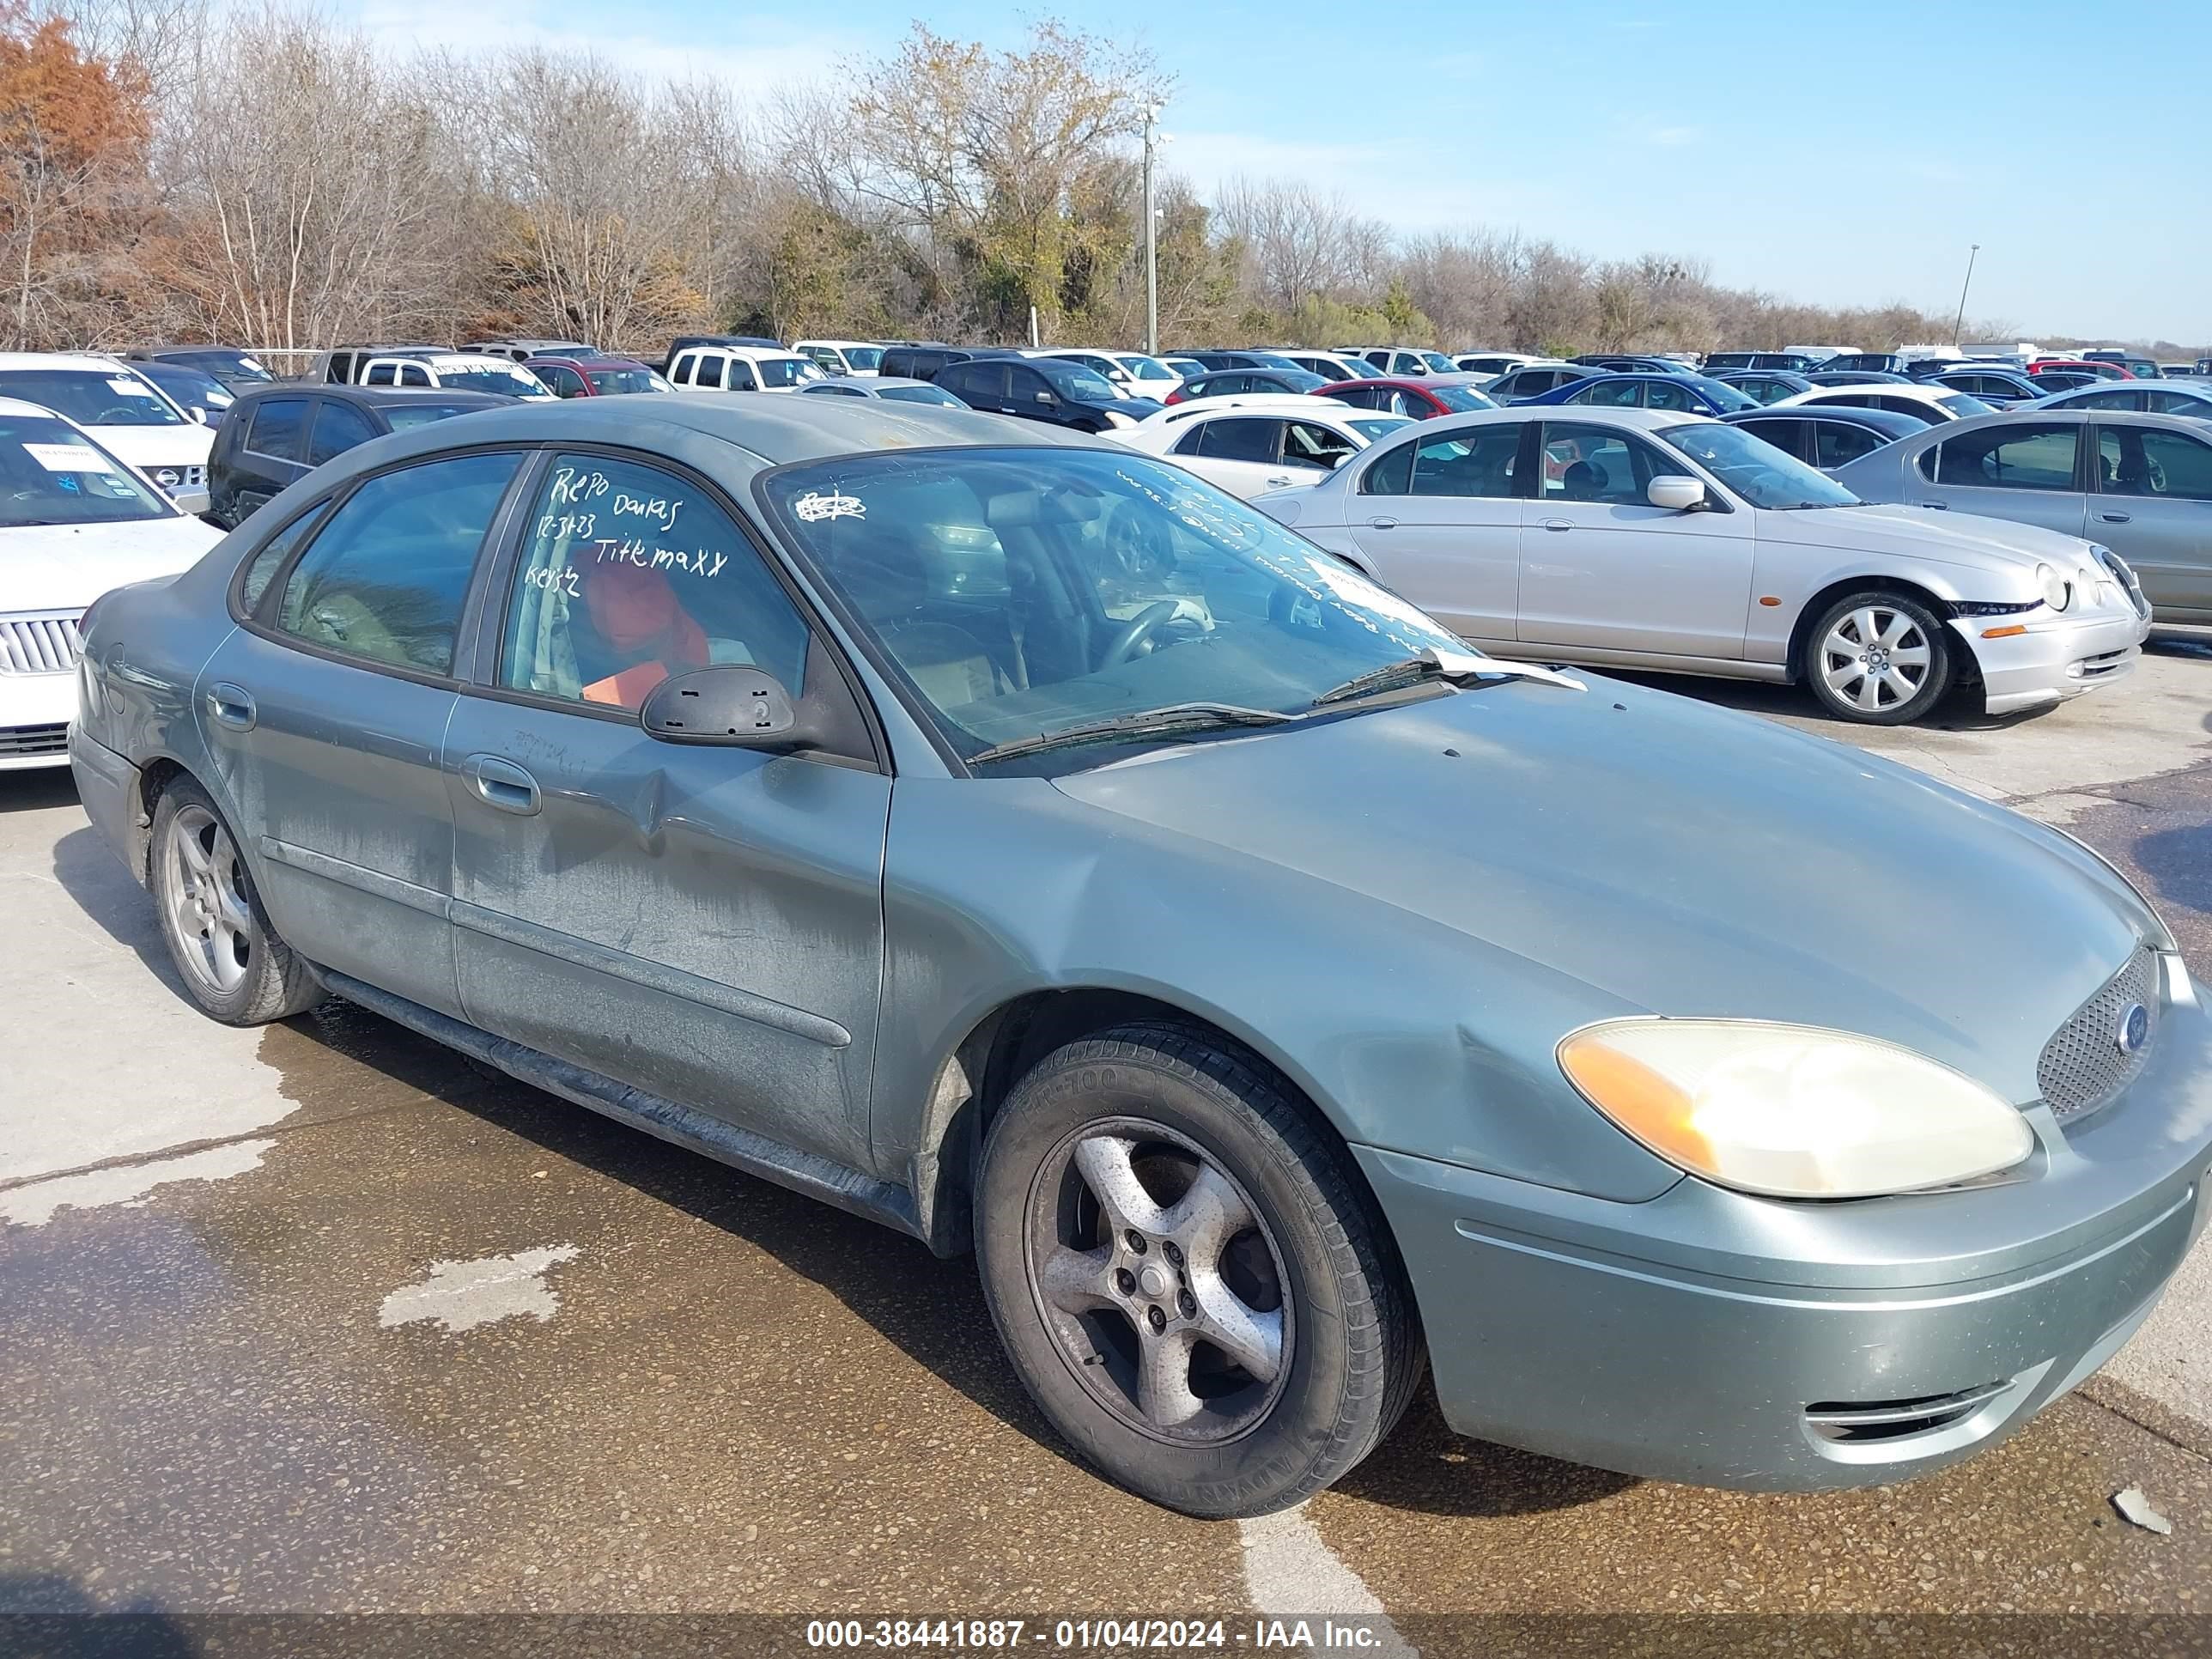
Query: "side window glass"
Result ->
[[698, 356, 727, 391], [1283, 421, 1356, 471], [2100, 428, 2212, 501], [307, 400, 377, 466], [276, 453, 519, 674], [669, 353, 696, 386], [1917, 443, 1941, 482], [1169, 422, 1208, 457], [1408, 427, 1522, 497], [728, 359, 757, 391], [238, 503, 325, 614], [246, 398, 310, 461], [1932, 423, 2078, 490], [1540, 423, 1685, 505], [1644, 380, 1694, 411], [1359, 441, 1414, 495], [362, 362, 398, 387], [1389, 392, 1424, 417], [1194, 419, 1280, 465], [399, 364, 432, 387], [1814, 423, 1882, 469], [501, 453, 810, 709]]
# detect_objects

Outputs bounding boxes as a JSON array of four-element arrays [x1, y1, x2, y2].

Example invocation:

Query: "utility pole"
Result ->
[[1952, 244, 1980, 347], [1142, 103, 1161, 357]]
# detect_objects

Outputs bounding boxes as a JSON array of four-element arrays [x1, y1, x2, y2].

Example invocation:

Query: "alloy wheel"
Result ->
[[1024, 1116, 1292, 1445], [163, 803, 252, 994], [1819, 603, 1933, 714]]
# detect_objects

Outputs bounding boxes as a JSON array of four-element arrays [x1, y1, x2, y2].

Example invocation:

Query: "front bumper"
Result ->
[[0, 667, 77, 769], [1957, 603, 2148, 715], [1360, 965, 2212, 1491]]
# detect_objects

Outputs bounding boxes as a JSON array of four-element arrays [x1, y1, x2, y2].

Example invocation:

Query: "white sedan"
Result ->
[[1252, 405, 2147, 723], [0, 398, 224, 767], [1771, 383, 1994, 425], [0, 353, 215, 513], [1106, 395, 1412, 497]]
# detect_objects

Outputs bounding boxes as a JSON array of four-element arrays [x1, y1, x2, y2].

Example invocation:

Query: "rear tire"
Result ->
[[149, 775, 320, 1024], [975, 1023, 1420, 1517], [1799, 589, 1954, 724]]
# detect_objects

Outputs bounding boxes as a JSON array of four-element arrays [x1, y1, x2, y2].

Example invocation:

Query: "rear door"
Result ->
[[228, 394, 313, 521], [198, 450, 527, 1016], [2090, 422, 2212, 620], [1170, 417, 1293, 497], [1516, 421, 1754, 659], [1911, 420, 2090, 539], [1347, 422, 1527, 642], [1732, 416, 1812, 465], [443, 447, 890, 1168]]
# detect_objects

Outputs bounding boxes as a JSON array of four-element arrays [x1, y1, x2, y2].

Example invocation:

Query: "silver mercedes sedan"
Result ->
[[1832, 409, 2212, 626], [1255, 406, 2150, 722], [68, 395, 2211, 1517]]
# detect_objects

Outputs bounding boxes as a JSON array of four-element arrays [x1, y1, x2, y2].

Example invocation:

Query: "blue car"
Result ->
[[1511, 371, 1760, 416]]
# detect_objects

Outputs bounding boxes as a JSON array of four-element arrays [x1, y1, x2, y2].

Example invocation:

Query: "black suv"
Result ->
[[126, 346, 279, 393], [209, 384, 513, 527], [933, 356, 1159, 433], [877, 343, 1025, 380]]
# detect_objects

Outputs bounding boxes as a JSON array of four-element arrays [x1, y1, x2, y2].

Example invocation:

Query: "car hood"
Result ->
[[0, 515, 225, 610], [79, 424, 214, 468], [1754, 502, 2096, 573], [1053, 676, 2154, 1103]]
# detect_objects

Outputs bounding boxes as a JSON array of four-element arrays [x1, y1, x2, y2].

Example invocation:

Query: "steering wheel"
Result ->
[[91, 407, 143, 424], [1102, 599, 1182, 666]]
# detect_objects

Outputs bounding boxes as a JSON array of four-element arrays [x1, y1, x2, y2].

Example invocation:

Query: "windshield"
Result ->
[[1418, 352, 1455, 374], [761, 447, 1474, 773], [1430, 386, 1496, 412], [0, 411, 172, 526], [0, 368, 185, 427], [585, 367, 672, 395], [438, 366, 554, 398], [1939, 392, 1996, 417], [878, 384, 965, 407], [1656, 422, 1861, 509], [841, 347, 884, 373], [1043, 365, 1119, 401], [1349, 417, 1413, 440], [759, 357, 826, 388], [383, 404, 479, 430], [1117, 355, 1177, 381], [165, 350, 272, 382]]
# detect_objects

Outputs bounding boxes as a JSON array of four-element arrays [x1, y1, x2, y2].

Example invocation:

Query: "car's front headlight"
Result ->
[[1558, 1019, 2033, 1199], [1101, 409, 1138, 429], [2036, 562, 2070, 611]]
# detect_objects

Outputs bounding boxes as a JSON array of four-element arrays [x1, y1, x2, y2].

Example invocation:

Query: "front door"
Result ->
[[2091, 422, 2212, 621], [1347, 422, 1527, 642], [1515, 421, 1754, 659], [198, 451, 526, 1017], [1170, 416, 1297, 498], [442, 448, 890, 1169], [1911, 420, 2091, 540]]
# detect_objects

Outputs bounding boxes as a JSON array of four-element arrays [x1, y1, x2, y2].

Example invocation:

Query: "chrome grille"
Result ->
[[0, 613, 84, 675], [2038, 945, 2160, 1119]]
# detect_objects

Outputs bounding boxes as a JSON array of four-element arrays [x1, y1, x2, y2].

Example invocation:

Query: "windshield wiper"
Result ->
[[1311, 646, 1584, 708], [966, 702, 1296, 766]]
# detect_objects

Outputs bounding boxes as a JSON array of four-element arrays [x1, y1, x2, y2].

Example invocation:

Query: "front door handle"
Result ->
[[1922, 501, 1948, 510], [1542, 518, 1572, 532], [206, 683, 256, 731], [1365, 517, 1398, 530], [2099, 511, 2132, 523], [464, 754, 540, 816], [1266, 475, 1294, 488]]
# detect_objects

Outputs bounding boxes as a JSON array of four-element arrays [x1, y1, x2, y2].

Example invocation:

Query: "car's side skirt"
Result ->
[[319, 968, 927, 1245], [1473, 641, 1796, 683]]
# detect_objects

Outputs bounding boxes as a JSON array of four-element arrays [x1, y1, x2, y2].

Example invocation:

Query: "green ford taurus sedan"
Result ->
[[68, 394, 2211, 1516]]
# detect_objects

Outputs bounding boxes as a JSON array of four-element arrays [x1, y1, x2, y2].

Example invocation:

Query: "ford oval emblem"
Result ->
[[2115, 1002, 2151, 1055]]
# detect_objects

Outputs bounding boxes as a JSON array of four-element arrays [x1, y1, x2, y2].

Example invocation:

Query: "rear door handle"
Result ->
[[206, 683, 256, 730], [1542, 519, 1572, 532], [1365, 517, 1398, 530], [1922, 501, 1948, 510], [1266, 475, 1293, 488], [2099, 511, 2131, 523], [464, 754, 540, 816]]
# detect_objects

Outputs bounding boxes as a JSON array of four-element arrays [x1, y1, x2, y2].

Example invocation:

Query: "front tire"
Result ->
[[149, 775, 320, 1024], [975, 1024, 1419, 1517], [1800, 589, 1954, 724]]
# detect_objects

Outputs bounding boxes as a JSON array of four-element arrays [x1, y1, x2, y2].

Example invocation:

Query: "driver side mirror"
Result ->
[[640, 665, 817, 750], [190, 406, 209, 424], [1647, 475, 1709, 512], [1036, 390, 1058, 405]]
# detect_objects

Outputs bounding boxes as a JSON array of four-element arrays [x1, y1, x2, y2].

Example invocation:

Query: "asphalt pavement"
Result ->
[[3, 635, 2208, 1654]]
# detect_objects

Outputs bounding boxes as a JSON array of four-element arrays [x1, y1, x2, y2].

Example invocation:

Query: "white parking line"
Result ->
[[1238, 1505, 1416, 1656]]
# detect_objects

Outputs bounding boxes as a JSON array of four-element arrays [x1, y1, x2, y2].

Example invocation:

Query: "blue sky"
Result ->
[[355, 0, 2211, 345]]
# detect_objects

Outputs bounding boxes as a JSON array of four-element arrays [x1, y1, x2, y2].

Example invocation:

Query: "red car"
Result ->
[[2027, 358, 2132, 380], [1316, 375, 1498, 419], [521, 355, 673, 398]]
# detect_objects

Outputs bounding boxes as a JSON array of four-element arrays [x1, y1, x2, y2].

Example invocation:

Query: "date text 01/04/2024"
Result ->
[[802, 1618, 1393, 1650]]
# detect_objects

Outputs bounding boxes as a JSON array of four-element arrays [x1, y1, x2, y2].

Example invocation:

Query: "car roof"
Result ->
[[804, 375, 943, 393], [0, 350, 134, 371], [1723, 404, 1925, 434], [1400, 405, 1705, 434], [1782, 383, 1960, 406], [524, 355, 652, 371], [230, 383, 514, 410], [318, 391, 1080, 483], [1151, 393, 1358, 422]]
